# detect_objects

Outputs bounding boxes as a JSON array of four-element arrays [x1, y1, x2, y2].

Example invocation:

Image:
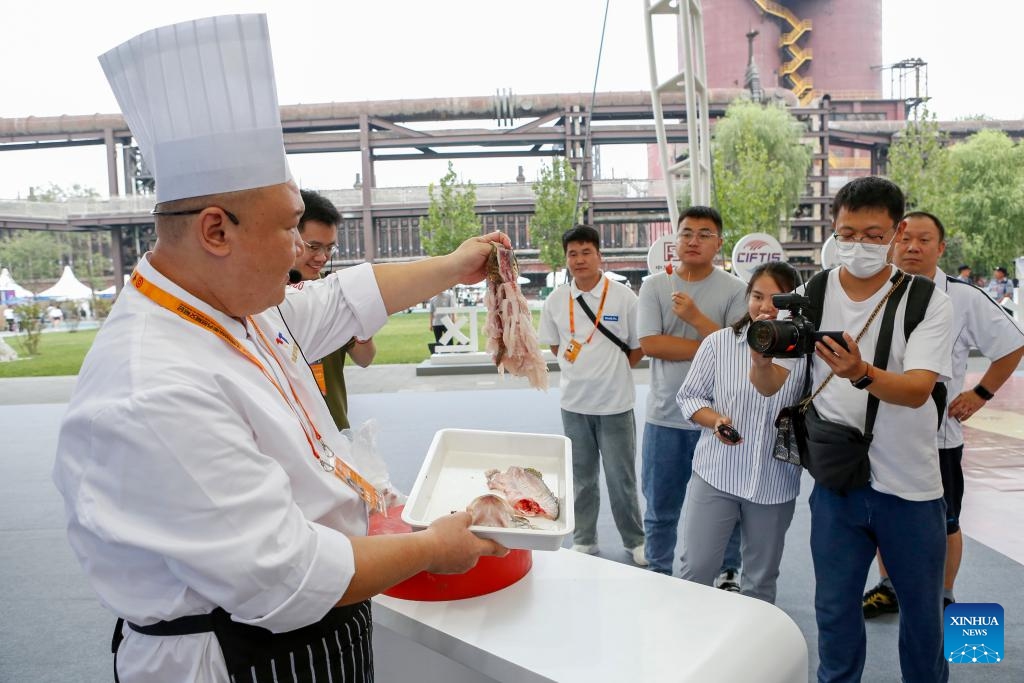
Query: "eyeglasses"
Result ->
[[678, 230, 718, 243], [150, 206, 240, 225], [833, 228, 895, 245], [303, 240, 339, 258]]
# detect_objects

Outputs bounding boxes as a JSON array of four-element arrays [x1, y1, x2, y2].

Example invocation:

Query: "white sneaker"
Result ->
[[715, 568, 741, 592], [571, 543, 599, 555], [630, 544, 649, 567]]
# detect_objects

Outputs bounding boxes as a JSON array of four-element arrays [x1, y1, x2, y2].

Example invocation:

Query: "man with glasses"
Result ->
[[637, 206, 746, 579], [751, 177, 953, 682], [292, 189, 376, 430]]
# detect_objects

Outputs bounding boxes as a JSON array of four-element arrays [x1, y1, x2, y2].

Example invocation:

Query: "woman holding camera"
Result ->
[[675, 262, 807, 603]]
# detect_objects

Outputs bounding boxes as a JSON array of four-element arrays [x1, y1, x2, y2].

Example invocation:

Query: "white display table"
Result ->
[[373, 548, 807, 682]]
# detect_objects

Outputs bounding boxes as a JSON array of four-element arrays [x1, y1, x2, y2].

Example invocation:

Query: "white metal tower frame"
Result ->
[[643, 0, 712, 228]]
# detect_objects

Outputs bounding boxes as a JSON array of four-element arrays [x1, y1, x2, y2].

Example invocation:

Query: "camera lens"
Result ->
[[747, 320, 801, 356], [748, 321, 778, 352]]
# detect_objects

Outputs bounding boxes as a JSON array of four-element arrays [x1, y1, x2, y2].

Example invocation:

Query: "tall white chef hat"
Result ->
[[99, 14, 290, 204]]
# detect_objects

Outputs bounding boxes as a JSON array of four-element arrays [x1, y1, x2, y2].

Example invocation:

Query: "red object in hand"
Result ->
[[665, 263, 674, 275], [368, 504, 532, 601]]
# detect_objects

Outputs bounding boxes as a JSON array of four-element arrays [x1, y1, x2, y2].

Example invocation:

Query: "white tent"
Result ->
[[545, 269, 570, 288], [604, 270, 628, 282], [36, 265, 94, 301], [97, 274, 130, 298], [0, 267, 34, 301]]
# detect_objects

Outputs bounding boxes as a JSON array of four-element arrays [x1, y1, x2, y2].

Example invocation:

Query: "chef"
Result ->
[[52, 14, 506, 683]]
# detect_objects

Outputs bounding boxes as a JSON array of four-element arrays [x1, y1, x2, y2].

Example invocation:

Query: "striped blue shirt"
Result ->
[[676, 325, 807, 505]]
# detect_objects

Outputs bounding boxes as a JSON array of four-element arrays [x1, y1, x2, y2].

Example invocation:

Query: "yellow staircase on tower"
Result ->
[[750, 0, 815, 104]]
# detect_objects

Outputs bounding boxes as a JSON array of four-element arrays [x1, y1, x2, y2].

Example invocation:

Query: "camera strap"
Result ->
[[575, 295, 631, 355]]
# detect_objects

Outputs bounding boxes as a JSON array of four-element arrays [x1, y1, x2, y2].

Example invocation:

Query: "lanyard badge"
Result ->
[[563, 338, 583, 363]]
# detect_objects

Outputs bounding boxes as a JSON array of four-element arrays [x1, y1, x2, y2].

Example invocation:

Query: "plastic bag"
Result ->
[[342, 419, 406, 515]]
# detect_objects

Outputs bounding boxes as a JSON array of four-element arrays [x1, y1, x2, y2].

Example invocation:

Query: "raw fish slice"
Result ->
[[485, 466, 559, 520], [484, 245, 549, 390]]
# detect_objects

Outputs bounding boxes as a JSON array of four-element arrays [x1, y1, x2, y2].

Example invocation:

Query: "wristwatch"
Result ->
[[851, 362, 874, 390]]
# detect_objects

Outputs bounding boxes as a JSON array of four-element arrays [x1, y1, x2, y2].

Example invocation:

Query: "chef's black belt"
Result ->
[[112, 601, 373, 683]]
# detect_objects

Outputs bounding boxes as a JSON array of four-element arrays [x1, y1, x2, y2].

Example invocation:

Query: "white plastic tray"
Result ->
[[402, 428, 574, 551]]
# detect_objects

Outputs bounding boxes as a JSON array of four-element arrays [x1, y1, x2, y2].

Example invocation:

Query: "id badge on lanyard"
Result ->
[[563, 338, 583, 363]]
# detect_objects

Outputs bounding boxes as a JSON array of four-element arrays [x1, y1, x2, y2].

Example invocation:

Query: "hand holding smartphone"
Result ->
[[716, 423, 741, 444]]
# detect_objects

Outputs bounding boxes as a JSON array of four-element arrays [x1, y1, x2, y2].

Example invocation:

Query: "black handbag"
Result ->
[[773, 272, 910, 493]]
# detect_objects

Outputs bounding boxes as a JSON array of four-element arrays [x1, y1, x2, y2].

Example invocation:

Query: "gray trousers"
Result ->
[[560, 408, 645, 549], [679, 473, 795, 603]]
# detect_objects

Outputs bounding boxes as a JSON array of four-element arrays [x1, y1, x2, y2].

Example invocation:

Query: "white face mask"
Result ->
[[836, 236, 894, 278]]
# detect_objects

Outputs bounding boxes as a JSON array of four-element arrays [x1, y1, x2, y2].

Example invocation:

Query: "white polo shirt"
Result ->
[[539, 273, 639, 415], [776, 266, 953, 501], [935, 267, 1024, 449]]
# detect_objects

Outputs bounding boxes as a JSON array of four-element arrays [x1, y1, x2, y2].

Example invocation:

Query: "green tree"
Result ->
[[530, 157, 586, 273], [27, 182, 100, 202], [712, 100, 812, 254], [946, 129, 1024, 277], [0, 231, 63, 285], [420, 162, 480, 257], [886, 109, 955, 219], [12, 301, 45, 356]]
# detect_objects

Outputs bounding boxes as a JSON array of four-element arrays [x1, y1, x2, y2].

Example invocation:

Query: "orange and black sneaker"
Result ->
[[862, 581, 899, 618]]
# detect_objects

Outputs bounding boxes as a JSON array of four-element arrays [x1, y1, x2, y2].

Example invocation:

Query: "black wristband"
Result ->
[[973, 384, 995, 401]]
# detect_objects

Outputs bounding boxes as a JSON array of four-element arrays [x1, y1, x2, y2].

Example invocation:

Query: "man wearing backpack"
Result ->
[[750, 177, 953, 683], [860, 211, 1024, 618]]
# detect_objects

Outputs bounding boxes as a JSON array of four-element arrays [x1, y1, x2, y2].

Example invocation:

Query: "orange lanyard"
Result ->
[[130, 270, 383, 513], [569, 276, 610, 344]]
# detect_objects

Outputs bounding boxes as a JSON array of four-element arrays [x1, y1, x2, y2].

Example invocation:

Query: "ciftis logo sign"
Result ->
[[945, 603, 1004, 664], [730, 232, 785, 283]]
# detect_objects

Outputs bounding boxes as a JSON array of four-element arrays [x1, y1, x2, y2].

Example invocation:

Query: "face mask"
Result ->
[[836, 236, 894, 278]]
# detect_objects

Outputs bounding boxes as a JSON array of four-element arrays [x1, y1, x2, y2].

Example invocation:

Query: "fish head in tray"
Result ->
[[402, 429, 574, 551]]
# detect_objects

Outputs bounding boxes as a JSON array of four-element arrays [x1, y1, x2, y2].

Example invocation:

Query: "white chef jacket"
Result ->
[[52, 254, 387, 683]]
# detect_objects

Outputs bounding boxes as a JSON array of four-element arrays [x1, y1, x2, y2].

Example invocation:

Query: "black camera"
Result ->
[[747, 293, 848, 358]]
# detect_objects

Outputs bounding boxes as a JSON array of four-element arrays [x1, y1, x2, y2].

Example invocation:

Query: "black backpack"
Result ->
[[802, 268, 947, 428]]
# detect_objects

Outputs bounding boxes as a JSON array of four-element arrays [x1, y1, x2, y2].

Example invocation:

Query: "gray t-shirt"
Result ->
[[637, 267, 747, 428]]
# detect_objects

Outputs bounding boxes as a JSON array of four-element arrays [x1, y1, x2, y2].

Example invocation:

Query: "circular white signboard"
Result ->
[[730, 233, 786, 282], [646, 233, 678, 274]]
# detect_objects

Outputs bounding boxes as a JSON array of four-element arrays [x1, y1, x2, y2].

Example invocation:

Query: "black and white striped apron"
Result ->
[[112, 601, 373, 683]]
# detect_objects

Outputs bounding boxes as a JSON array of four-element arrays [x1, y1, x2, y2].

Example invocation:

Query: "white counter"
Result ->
[[373, 548, 808, 683]]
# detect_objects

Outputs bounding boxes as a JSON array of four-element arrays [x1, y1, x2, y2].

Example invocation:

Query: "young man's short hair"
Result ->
[[832, 176, 905, 225], [903, 210, 946, 242], [299, 189, 341, 232], [561, 224, 601, 253], [958, 264, 971, 274], [679, 205, 723, 234]]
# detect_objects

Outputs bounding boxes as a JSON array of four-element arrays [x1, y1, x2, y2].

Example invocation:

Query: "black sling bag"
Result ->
[[575, 295, 632, 355]]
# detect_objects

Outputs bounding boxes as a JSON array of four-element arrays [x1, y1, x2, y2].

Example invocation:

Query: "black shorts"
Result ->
[[939, 445, 964, 534]]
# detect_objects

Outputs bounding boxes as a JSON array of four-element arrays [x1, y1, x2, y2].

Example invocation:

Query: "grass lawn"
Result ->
[[0, 310, 543, 377]]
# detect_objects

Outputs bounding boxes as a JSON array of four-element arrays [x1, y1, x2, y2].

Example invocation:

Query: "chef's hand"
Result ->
[[449, 231, 513, 286], [423, 511, 509, 574], [816, 332, 863, 379], [948, 389, 986, 422]]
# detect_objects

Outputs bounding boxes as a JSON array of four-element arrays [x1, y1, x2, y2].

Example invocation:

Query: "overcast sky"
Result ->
[[1, 0, 1021, 199]]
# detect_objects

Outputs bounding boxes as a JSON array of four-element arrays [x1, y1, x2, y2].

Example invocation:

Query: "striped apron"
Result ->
[[112, 601, 373, 682]]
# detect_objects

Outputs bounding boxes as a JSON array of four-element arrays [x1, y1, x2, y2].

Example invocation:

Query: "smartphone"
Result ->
[[716, 424, 741, 444], [813, 331, 850, 352]]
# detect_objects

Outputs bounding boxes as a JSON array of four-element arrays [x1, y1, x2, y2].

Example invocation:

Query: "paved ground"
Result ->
[[1, 357, 1022, 682]]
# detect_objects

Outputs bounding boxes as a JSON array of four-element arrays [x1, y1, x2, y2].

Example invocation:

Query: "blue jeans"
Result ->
[[641, 423, 740, 575], [561, 409, 645, 549], [809, 483, 948, 683]]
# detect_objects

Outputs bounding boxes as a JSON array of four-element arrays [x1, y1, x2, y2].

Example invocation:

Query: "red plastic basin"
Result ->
[[368, 504, 532, 601]]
